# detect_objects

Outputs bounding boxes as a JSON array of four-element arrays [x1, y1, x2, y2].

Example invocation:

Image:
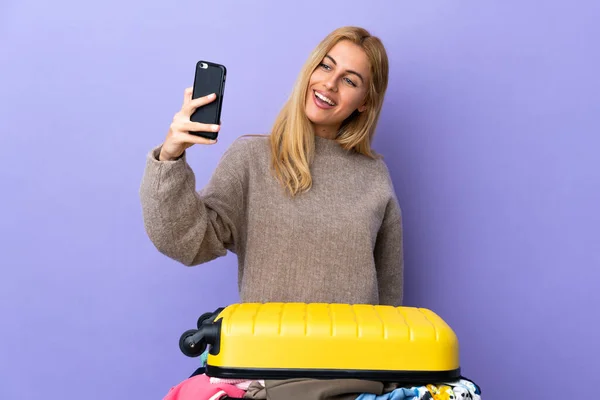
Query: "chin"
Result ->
[[305, 101, 337, 127], [305, 109, 325, 125]]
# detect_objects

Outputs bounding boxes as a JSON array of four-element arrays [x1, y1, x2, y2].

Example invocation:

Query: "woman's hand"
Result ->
[[159, 87, 221, 161]]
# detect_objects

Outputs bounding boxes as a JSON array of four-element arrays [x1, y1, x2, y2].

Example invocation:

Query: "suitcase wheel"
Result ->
[[179, 329, 207, 357], [197, 312, 215, 329]]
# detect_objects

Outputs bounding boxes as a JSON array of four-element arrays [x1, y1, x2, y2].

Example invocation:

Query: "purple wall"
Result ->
[[1, 1, 598, 399]]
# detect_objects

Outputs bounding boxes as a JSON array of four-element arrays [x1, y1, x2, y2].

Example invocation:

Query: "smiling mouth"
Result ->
[[314, 90, 336, 106]]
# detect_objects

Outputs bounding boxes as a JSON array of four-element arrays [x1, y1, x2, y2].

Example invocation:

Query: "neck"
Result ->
[[313, 123, 340, 140]]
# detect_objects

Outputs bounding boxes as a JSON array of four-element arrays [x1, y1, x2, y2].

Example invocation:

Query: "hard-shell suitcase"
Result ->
[[179, 303, 461, 382]]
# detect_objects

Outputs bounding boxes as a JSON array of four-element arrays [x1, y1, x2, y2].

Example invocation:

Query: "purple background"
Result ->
[[1, 1, 599, 399]]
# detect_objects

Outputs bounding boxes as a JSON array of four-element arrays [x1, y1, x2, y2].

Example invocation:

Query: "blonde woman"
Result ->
[[140, 26, 404, 307]]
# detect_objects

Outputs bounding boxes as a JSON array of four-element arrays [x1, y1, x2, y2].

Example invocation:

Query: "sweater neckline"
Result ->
[[314, 135, 347, 155]]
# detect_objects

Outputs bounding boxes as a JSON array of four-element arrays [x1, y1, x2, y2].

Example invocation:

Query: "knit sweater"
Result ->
[[139, 135, 404, 306]]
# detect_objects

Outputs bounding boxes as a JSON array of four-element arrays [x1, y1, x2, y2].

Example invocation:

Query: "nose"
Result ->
[[324, 76, 338, 92]]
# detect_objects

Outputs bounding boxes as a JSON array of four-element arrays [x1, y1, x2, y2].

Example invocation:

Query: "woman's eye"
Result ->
[[344, 77, 356, 87], [319, 63, 331, 70]]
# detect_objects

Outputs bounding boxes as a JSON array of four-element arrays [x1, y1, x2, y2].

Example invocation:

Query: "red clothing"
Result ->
[[163, 374, 246, 400]]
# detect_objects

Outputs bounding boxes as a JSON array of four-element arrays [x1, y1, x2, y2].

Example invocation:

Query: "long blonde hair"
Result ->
[[269, 26, 390, 196]]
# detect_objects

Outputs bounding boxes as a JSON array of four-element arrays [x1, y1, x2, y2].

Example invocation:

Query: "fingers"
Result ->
[[167, 88, 220, 152], [180, 132, 219, 145], [182, 87, 193, 106], [178, 121, 220, 134], [182, 93, 217, 115]]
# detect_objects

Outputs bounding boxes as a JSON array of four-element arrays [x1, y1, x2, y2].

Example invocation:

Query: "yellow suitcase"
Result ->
[[179, 303, 460, 382]]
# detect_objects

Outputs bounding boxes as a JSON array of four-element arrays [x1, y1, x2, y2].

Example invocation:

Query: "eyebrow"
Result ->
[[325, 55, 364, 83]]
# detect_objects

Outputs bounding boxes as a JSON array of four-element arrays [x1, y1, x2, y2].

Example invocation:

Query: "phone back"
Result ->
[[191, 61, 226, 138]]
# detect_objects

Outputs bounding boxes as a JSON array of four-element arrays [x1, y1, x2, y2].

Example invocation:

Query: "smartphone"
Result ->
[[190, 60, 227, 140]]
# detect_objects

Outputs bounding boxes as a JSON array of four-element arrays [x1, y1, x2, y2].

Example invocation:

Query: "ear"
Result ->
[[357, 96, 368, 113]]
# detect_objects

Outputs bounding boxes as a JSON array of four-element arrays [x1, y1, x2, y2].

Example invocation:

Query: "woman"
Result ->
[[140, 26, 404, 307]]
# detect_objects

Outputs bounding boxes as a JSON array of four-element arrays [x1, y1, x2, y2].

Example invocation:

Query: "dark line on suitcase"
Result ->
[[205, 365, 461, 383]]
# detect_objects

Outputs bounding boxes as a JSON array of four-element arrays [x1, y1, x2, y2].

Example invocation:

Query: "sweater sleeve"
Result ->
[[374, 195, 404, 306], [139, 139, 247, 266]]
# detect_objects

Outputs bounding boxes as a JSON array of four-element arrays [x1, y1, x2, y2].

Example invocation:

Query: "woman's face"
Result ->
[[305, 40, 371, 137]]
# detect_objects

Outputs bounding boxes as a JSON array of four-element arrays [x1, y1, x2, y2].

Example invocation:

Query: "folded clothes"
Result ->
[[424, 379, 481, 400], [209, 377, 265, 391], [243, 381, 266, 399], [162, 374, 246, 400], [355, 387, 420, 400], [237, 377, 481, 400], [355, 378, 481, 400], [264, 378, 386, 400], [182, 349, 482, 400]]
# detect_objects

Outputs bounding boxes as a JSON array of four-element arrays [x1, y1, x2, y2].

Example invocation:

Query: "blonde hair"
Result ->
[[269, 26, 390, 196]]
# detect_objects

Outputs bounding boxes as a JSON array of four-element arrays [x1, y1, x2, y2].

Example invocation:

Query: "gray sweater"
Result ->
[[139, 135, 404, 306]]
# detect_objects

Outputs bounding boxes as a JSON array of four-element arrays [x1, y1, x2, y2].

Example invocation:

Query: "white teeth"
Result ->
[[315, 91, 335, 106]]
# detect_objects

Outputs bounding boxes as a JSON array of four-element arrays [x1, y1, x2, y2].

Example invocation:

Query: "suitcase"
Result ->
[[179, 303, 461, 383]]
